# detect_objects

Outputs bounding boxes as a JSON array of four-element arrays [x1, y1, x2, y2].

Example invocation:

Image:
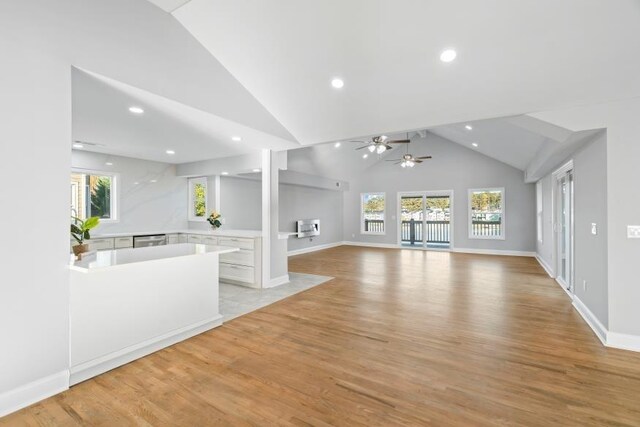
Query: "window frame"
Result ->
[[467, 187, 505, 240], [536, 181, 543, 243], [360, 192, 386, 235], [71, 168, 119, 223], [188, 177, 208, 222]]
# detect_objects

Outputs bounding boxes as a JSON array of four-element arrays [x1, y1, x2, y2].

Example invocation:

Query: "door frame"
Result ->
[[396, 190, 454, 251], [551, 160, 575, 296]]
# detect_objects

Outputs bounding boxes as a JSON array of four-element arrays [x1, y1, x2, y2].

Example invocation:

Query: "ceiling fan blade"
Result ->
[[355, 145, 372, 150], [415, 160, 423, 163], [387, 139, 410, 144], [385, 159, 401, 162], [416, 156, 432, 159], [349, 140, 367, 143]]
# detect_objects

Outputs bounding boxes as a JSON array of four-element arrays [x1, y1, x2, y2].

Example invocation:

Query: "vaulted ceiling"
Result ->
[[149, 0, 640, 146]]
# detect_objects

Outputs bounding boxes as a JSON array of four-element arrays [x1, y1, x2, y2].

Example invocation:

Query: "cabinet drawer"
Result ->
[[202, 236, 219, 246], [218, 237, 254, 250], [178, 234, 189, 244], [166, 234, 180, 245], [87, 238, 114, 251], [220, 263, 255, 284], [188, 234, 203, 244], [114, 236, 133, 249], [219, 249, 254, 267]]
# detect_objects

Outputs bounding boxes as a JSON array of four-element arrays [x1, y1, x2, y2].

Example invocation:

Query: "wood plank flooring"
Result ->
[[3, 246, 640, 426]]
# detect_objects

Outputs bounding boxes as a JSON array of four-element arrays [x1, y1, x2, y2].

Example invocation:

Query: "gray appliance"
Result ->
[[296, 219, 320, 238], [133, 234, 167, 248]]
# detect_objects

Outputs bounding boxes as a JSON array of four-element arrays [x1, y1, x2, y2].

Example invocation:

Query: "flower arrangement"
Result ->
[[207, 211, 222, 229]]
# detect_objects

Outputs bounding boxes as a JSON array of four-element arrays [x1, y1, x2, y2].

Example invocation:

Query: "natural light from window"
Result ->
[[469, 188, 504, 239]]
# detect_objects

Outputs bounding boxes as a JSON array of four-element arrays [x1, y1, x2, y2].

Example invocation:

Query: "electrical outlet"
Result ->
[[591, 223, 597, 235], [628, 225, 640, 239], [583, 279, 587, 291]]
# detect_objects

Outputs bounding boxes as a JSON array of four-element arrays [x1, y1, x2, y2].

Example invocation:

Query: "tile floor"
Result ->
[[219, 272, 333, 321]]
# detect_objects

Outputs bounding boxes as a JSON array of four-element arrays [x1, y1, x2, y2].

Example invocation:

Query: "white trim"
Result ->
[[343, 241, 399, 249], [607, 332, 640, 352], [452, 247, 534, 257], [70, 315, 222, 386], [572, 297, 607, 345], [360, 192, 386, 235], [264, 274, 290, 288], [0, 370, 69, 417], [468, 187, 505, 240], [261, 150, 271, 287], [535, 254, 554, 277], [288, 241, 343, 256], [187, 177, 208, 222], [552, 159, 574, 178]]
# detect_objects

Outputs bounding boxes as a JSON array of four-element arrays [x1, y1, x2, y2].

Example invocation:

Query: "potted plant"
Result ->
[[71, 216, 100, 257], [207, 211, 222, 230]]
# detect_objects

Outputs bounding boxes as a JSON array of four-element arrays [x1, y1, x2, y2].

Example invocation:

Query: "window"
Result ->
[[468, 188, 504, 239], [70, 171, 117, 221], [361, 193, 385, 234], [536, 181, 543, 242], [188, 177, 208, 221]]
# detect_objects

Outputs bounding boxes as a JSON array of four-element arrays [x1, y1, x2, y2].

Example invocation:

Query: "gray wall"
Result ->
[[220, 176, 262, 230], [72, 151, 188, 234], [343, 134, 536, 252], [536, 132, 608, 327], [279, 184, 344, 252]]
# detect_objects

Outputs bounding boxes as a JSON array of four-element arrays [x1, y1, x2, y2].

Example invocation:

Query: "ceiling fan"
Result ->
[[351, 135, 410, 154], [385, 135, 432, 167]]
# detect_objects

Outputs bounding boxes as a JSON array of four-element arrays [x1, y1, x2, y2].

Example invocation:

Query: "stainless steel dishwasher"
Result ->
[[133, 234, 167, 248]]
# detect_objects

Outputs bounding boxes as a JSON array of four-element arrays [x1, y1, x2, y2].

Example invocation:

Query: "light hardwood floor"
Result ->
[[3, 246, 640, 426]]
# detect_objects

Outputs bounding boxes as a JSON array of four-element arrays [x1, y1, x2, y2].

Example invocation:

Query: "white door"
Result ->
[[555, 170, 574, 292], [398, 191, 453, 249]]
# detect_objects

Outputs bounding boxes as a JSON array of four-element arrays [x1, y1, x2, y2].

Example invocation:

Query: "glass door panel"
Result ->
[[400, 196, 424, 247], [425, 195, 451, 249]]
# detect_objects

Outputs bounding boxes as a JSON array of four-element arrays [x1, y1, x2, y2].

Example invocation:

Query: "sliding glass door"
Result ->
[[399, 191, 453, 249], [556, 170, 574, 292]]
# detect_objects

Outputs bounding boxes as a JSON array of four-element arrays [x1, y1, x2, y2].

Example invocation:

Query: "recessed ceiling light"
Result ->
[[221, 172, 229, 176], [129, 106, 144, 114], [166, 150, 175, 155], [72, 143, 84, 149], [253, 168, 261, 173], [440, 49, 457, 63], [150, 179, 157, 183], [334, 142, 341, 148], [362, 154, 368, 159], [232, 136, 242, 142], [331, 78, 345, 89], [105, 162, 113, 166], [133, 182, 139, 185], [472, 142, 479, 147], [465, 125, 473, 131]]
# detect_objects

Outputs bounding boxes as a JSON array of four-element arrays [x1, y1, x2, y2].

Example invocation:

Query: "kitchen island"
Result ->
[[69, 243, 238, 385]]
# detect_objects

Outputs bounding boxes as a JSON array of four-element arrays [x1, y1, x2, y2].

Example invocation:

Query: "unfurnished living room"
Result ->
[[2, 1, 640, 426]]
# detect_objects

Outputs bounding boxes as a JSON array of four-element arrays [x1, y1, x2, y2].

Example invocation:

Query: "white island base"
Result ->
[[69, 244, 238, 385]]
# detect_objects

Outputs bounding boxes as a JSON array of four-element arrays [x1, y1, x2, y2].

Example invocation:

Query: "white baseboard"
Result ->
[[572, 297, 607, 346], [70, 315, 223, 386], [535, 254, 554, 277], [288, 241, 343, 256], [607, 332, 640, 352], [342, 241, 399, 249], [264, 274, 290, 288], [452, 248, 536, 257], [0, 370, 69, 418]]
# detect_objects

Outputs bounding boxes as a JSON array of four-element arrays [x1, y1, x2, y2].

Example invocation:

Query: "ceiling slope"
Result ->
[[172, 0, 640, 145]]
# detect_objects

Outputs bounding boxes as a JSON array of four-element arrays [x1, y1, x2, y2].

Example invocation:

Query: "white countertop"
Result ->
[[70, 243, 239, 272], [92, 229, 296, 240]]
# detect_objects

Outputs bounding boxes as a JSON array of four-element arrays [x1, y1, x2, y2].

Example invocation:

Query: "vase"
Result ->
[[73, 243, 88, 257]]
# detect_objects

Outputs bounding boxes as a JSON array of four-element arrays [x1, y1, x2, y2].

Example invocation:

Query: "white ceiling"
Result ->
[[170, 0, 640, 146], [145, 0, 191, 13], [72, 68, 299, 164], [428, 118, 550, 170]]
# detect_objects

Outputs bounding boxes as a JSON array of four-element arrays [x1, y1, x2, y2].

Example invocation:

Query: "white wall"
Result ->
[[536, 174, 554, 269], [220, 177, 262, 230], [343, 134, 536, 252], [0, 0, 290, 415], [72, 151, 188, 234]]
